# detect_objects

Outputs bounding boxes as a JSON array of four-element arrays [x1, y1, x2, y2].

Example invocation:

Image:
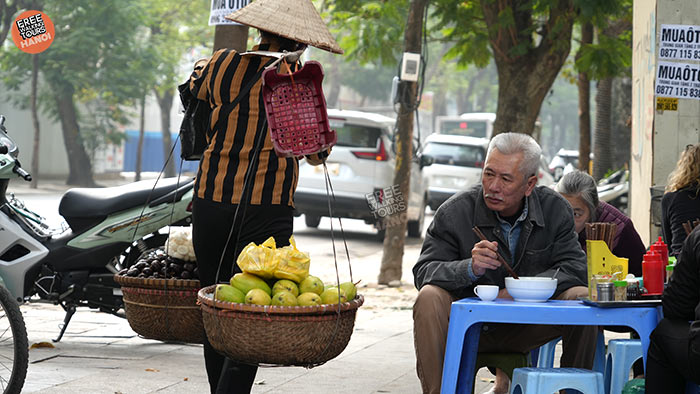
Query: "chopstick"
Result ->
[[472, 226, 520, 279]]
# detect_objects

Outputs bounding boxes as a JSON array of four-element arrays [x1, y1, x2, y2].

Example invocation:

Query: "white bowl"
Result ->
[[505, 277, 557, 302]]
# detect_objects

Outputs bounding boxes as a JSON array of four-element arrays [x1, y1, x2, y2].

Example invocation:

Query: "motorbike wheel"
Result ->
[[0, 286, 28, 394]]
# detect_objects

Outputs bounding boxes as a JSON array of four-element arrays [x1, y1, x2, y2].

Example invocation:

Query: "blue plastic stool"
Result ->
[[536, 332, 606, 372], [510, 367, 605, 394], [604, 339, 642, 394]]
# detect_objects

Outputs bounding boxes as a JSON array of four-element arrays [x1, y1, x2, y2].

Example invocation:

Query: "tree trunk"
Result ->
[[378, 0, 429, 285], [432, 87, 447, 133], [135, 95, 146, 182], [30, 54, 40, 189], [54, 85, 96, 187], [326, 54, 341, 108], [577, 22, 593, 173], [461, 67, 488, 115], [482, 0, 575, 136], [593, 77, 613, 181], [155, 88, 176, 177]]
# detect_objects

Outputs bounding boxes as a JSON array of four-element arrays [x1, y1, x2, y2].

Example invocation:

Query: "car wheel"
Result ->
[[304, 215, 321, 228], [407, 197, 427, 238]]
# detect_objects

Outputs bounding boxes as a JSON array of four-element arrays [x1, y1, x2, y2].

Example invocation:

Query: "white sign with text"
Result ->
[[209, 0, 249, 26], [659, 24, 700, 61]]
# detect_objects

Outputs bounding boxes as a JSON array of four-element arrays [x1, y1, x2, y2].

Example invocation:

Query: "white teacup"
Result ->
[[474, 285, 499, 302]]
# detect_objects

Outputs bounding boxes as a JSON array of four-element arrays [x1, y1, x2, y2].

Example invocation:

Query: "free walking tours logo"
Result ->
[[11, 10, 55, 54], [366, 185, 408, 231]]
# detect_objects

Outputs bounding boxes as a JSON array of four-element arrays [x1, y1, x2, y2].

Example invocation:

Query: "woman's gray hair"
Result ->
[[487, 132, 542, 179], [555, 170, 599, 221]]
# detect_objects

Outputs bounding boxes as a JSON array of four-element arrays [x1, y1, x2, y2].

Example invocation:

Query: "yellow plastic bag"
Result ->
[[237, 237, 278, 279], [274, 236, 310, 283]]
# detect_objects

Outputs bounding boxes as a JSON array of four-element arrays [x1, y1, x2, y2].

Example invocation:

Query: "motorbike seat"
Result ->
[[59, 177, 194, 221]]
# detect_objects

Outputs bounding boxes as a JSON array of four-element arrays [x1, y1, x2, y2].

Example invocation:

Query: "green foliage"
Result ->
[[0, 0, 212, 156], [575, 34, 631, 80], [325, 0, 406, 66]]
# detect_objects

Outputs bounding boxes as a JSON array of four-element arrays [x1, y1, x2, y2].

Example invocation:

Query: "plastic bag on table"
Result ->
[[274, 236, 310, 282], [237, 237, 278, 279]]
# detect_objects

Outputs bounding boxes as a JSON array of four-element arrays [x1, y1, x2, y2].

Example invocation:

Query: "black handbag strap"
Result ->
[[222, 56, 277, 112]]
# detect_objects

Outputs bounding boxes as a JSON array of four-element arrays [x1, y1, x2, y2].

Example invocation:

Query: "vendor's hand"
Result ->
[[498, 288, 512, 300], [471, 239, 502, 277]]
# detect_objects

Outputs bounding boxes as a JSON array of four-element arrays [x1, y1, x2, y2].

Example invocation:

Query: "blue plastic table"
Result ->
[[440, 298, 662, 394]]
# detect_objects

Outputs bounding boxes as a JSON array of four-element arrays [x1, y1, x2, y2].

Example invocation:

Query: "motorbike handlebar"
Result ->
[[0, 145, 7, 155], [0, 115, 5, 128], [13, 166, 31, 182]]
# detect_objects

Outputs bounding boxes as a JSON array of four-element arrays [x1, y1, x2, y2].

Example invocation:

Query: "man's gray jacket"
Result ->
[[413, 184, 588, 299]]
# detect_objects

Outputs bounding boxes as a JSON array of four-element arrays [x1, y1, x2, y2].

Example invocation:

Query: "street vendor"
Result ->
[[188, 0, 340, 392], [412, 132, 596, 394]]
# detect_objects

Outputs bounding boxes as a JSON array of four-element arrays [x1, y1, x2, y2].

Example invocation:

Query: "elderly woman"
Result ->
[[555, 170, 646, 276], [662, 143, 700, 258]]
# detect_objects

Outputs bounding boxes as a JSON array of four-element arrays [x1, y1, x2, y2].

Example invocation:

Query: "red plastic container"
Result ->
[[262, 61, 337, 158], [642, 251, 664, 295], [650, 236, 669, 281]]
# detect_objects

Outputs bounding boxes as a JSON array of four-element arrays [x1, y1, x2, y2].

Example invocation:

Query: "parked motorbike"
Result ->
[[0, 115, 193, 344]]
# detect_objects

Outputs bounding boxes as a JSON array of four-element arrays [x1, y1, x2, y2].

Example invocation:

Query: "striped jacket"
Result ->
[[189, 41, 329, 206]]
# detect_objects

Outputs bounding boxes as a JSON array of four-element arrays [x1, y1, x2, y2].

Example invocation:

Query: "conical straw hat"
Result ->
[[225, 0, 343, 54]]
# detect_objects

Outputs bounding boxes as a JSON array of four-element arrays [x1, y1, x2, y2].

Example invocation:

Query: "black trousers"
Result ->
[[646, 318, 700, 394], [192, 197, 293, 394]]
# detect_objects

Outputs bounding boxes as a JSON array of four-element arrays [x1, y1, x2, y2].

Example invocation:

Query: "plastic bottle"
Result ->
[[650, 237, 669, 281], [642, 251, 664, 295]]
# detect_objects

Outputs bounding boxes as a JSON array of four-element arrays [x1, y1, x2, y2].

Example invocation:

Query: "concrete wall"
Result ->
[[0, 90, 183, 178], [631, 0, 700, 246]]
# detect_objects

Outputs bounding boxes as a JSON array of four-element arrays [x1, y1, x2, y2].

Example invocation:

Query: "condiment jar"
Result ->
[[643, 251, 664, 295], [614, 280, 627, 301], [597, 281, 615, 302], [651, 237, 669, 281], [666, 263, 675, 283], [626, 276, 641, 300]]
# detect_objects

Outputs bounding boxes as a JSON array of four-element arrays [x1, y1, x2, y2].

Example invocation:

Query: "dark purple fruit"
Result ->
[[150, 261, 161, 271], [142, 267, 153, 277], [183, 263, 195, 272], [127, 269, 139, 277], [169, 263, 182, 275], [118, 269, 128, 276], [180, 271, 191, 279]]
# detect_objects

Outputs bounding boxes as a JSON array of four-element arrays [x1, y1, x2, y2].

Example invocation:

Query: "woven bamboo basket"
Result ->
[[197, 285, 363, 366], [115, 275, 206, 344]]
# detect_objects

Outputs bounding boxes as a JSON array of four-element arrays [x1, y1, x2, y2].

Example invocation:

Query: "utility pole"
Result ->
[[213, 24, 248, 53], [377, 0, 429, 285]]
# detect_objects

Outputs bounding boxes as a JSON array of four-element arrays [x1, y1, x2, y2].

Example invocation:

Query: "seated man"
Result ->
[[646, 226, 700, 393], [412, 132, 597, 394]]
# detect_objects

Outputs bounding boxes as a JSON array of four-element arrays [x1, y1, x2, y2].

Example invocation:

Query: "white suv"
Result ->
[[294, 109, 427, 237], [421, 134, 489, 210]]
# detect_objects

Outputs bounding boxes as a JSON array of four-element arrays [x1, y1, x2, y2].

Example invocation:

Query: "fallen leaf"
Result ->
[[183, 378, 189, 381], [30, 342, 55, 350], [145, 368, 160, 372]]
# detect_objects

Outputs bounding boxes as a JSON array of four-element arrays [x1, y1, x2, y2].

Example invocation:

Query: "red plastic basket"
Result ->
[[262, 61, 336, 157]]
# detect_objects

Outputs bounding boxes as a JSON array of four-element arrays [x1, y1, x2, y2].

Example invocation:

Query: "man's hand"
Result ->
[[471, 239, 502, 277], [498, 288, 512, 300]]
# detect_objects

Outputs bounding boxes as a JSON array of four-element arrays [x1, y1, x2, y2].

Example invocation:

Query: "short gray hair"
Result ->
[[486, 132, 541, 179], [555, 170, 599, 221]]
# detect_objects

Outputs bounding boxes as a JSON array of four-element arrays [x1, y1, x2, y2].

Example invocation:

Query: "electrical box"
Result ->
[[400, 52, 421, 82]]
